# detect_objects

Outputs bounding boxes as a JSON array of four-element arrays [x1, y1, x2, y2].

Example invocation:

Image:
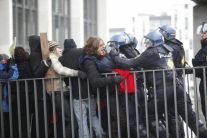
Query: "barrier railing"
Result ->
[[1, 67, 207, 138]]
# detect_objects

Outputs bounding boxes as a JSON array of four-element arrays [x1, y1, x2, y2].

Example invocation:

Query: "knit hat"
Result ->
[[48, 41, 59, 51]]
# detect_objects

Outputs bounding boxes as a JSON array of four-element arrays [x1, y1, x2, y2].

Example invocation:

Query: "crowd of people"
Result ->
[[1, 22, 207, 138]]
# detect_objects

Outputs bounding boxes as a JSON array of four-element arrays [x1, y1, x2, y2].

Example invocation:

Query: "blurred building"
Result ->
[[0, 0, 108, 54], [128, 3, 194, 65], [192, 0, 207, 55]]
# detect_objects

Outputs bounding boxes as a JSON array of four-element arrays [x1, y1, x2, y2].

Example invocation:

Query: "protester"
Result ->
[[47, 40, 86, 138], [0, 53, 19, 138]]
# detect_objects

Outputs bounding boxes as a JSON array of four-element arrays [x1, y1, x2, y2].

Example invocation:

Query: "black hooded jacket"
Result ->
[[59, 39, 89, 99], [165, 39, 185, 69], [192, 38, 207, 78], [28, 35, 49, 78]]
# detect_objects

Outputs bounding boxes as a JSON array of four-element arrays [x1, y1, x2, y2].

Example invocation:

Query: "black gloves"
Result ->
[[78, 71, 87, 79], [113, 76, 124, 84], [109, 48, 119, 57]]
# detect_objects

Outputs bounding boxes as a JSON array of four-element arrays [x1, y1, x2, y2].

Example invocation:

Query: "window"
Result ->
[[83, 0, 97, 41], [52, 0, 71, 46], [185, 17, 189, 39], [13, 0, 38, 48]]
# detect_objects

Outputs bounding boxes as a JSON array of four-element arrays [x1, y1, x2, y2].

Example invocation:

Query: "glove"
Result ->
[[43, 59, 52, 67], [109, 48, 119, 57], [78, 71, 87, 79], [113, 76, 124, 84]]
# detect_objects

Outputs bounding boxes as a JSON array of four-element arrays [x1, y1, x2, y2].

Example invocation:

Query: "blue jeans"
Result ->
[[73, 96, 104, 138]]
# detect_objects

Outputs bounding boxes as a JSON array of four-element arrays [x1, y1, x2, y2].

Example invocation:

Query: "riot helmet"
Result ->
[[108, 33, 131, 49], [143, 31, 164, 48], [197, 22, 207, 35], [106, 32, 137, 53], [126, 33, 138, 48], [159, 25, 176, 40]]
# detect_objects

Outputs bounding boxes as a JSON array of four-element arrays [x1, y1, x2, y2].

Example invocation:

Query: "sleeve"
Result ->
[[192, 49, 207, 67], [29, 53, 49, 77], [8, 64, 19, 80], [50, 54, 79, 76], [112, 50, 151, 69], [111, 55, 138, 69], [0, 70, 14, 79], [0, 64, 18, 80], [83, 59, 114, 89]]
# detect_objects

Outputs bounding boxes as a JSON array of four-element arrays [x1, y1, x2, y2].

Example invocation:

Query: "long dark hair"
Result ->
[[14, 47, 28, 63], [14, 47, 31, 79]]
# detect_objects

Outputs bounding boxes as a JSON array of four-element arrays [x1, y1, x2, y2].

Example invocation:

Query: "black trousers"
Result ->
[[53, 91, 78, 138], [147, 83, 206, 137], [199, 79, 207, 118], [109, 91, 146, 138], [0, 112, 10, 138]]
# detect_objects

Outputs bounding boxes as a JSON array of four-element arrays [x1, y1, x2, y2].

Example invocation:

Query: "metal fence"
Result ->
[[1, 67, 207, 138]]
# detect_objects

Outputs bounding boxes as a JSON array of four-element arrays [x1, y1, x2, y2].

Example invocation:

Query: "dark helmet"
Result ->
[[159, 25, 176, 40], [197, 22, 207, 35], [108, 32, 137, 49], [144, 31, 163, 47]]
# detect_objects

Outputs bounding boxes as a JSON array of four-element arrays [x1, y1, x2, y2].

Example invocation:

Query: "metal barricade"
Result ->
[[1, 67, 207, 138]]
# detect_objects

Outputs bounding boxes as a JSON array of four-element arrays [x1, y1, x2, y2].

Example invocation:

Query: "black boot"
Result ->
[[198, 121, 207, 138], [168, 117, 185, 138], [130, 123, 155, 138]]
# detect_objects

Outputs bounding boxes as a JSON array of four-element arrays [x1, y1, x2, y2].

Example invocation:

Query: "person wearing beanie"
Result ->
[[47, 40, 86, 138]]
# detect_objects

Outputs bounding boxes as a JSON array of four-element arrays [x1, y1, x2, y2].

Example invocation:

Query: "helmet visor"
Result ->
[[197, 23, 207, 35], [140, 37, 151, 52]]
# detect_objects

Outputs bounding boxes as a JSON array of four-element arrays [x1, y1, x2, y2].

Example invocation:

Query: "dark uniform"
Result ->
[[192, 38, 207, 118], [164, 38, 185, 138], [165, 39, 185, 77], [112, 42, 207, 138]]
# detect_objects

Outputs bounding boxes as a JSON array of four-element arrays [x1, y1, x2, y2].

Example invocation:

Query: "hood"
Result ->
[[63, 39, 77, 54], [166, 38, 183, 46], [28, 35, 41, 53]]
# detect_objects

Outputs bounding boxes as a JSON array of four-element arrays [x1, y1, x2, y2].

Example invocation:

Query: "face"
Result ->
[[96, 40, 106, 57], [0, 58, 7, 64], [201, 32, 207, 40], [53, 46, 62, 57], [143, 38, 152, 48]]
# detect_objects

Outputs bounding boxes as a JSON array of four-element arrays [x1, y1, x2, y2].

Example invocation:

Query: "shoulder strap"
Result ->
[[163, 44, 173, 52]]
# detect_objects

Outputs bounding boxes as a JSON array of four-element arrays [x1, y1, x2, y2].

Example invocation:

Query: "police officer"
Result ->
[[159, 25, 185, 138], [159, 25, 186, 79], [112, 31, 207, 138], [192, 22, 207, 118], [108, 32, 149, 138]]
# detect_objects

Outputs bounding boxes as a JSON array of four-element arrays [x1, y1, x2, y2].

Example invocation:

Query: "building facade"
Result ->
[[0, 0, 108, 54]]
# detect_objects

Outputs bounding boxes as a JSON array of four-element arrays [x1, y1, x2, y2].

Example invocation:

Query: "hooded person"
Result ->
[[28, 35, 52, 138], [28, 35, 51, 77], [59, 39, 88, 99]]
